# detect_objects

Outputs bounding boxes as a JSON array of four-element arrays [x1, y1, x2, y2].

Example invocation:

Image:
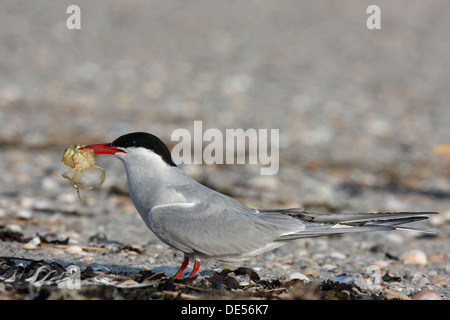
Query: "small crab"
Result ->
[[61, 145, 105, 202]]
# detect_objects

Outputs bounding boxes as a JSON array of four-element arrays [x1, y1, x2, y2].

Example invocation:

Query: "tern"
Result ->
[[83, 132, 436, 278]]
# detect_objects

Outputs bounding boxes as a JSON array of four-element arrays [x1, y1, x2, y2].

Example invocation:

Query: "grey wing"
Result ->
[[147, 202, 302, 261], [148, 203, 437, 260]]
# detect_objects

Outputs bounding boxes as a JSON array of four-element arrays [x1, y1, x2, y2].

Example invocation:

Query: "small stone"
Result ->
[[429, 210, 450, 226], [445, 263, 450, 274], [427, 253, 445, 263], [4, 224, 23, 233], [286, 272, 310, 282], [12, 209, 33, 219], [373, 260, 390, 269], [303, 268, 320, 278], [329, 251, 346, 260], [321, 264, 339, 271], [328, 276, 355, 285], [32, 198, 51, 210], [430, 276, 447, 285], [117, 279, 140, 287], [411, 273, 431, 286], [199, 269, 213, 277], [22, 243, 37, 249], [40, 176, 60, 193], [398, 250, 427, 265], [66, 245, 83, 252], [237, 280, 250, 286], [28, 236, 41, 246], [383, 233, 403, 245], [81, 256, 95, 263]]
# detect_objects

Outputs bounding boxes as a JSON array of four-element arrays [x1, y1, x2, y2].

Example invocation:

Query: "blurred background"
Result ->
[[1, 0, 450, 213]]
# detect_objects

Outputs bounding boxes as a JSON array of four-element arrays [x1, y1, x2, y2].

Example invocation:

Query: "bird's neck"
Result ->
[[120, 155, 189, 216]]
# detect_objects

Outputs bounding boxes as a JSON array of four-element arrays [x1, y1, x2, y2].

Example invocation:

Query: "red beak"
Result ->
[[81, 143, 127, 155]]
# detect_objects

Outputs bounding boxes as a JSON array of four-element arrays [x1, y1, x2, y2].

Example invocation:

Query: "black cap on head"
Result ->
[[111, 132, 176, 167]]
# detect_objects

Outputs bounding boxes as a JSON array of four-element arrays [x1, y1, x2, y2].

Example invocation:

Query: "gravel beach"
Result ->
[[0, 1, 449, 300]]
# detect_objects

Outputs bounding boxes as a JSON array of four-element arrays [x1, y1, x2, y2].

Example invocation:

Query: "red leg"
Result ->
[[174, 256, 189, 278], [189, 259, 200, 277]]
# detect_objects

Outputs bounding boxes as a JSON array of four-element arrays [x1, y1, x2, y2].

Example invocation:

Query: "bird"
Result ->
[[82, 132, 437, 278]]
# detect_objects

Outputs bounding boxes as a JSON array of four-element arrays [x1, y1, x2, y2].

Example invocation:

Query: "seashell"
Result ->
[[398, 250, 427, 265], [383, 288, 411, 300], [412, 289, 441, 300]]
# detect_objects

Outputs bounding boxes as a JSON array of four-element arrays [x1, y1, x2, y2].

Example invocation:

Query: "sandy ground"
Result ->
[[0, 1, 449, 300]]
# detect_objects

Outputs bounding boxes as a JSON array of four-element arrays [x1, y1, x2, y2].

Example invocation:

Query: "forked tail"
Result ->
[[256, 209, 438, 240]]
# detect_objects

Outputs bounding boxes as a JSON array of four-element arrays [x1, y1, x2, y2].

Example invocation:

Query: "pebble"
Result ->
[[411, 273, 431, 286], [382, 233, 404, 245], [372, 260, 390, 269], [325, 276, 355, 285], [22, 243, 37, 250], [329, 251, 346, 260], [321, 264, 339, 272], [8, 209, 33, 219], [32, 198, 52, 210], [399, 250, 428, 265], [429, 210, 450, 226], [302, 268, 320, 278], [445, 263, 450, 274], [199, 270, 213, 277], [430, 275, 448, 284], [285, 272, 310, 282], [39, 176, 60, 194], [66, 246, 83, 253], [81, 256, 96, 263], [4, 224, 23, 233], [427, 253, 446, 263], [237, 279, 250, 286], [28, 236, 41, 246]]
